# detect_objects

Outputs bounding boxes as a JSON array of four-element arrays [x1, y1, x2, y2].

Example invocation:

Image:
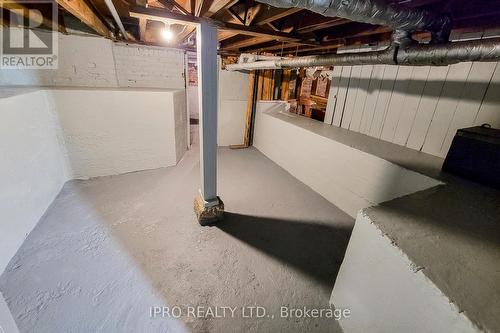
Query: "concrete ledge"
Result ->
[[253, 101, 442, 218], [331, 211, 480, 333], [0, 291, 19, 333]]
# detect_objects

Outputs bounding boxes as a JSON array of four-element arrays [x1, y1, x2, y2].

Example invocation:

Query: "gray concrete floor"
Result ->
[[0, 139, 353, 333]]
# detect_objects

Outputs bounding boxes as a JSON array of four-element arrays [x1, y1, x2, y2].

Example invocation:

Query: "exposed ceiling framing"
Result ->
[[2, 0, 500, 55]]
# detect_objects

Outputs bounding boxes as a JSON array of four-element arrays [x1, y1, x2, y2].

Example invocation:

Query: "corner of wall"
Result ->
[[172, 90, 188, 163]]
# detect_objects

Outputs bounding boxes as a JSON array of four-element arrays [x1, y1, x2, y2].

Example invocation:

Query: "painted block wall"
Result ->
[[331, 212, 479, 333], [186, 59, 249, 146], [0, 292, 19, 333], [0, 90, 69, 275], [0, 30, 185, 90], [0, 88, 186, 277], [48, 88, 185, 179], [217, 64, 249, 146], [253, 101, 441, 218], [325, 61, 500, 158]]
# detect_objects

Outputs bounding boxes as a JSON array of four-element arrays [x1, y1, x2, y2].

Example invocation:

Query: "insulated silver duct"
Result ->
[[257, 0, 451, 43], [398, 37, 500, 66], [225, 37, 500, 70]]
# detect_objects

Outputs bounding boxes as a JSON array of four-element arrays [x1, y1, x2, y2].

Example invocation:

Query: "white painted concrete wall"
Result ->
[[325, 61, 500, 158], [217, 65, 248, 146], [48, 88, 186, 179], [187, 86, 199, 120], [253, 101, 441, 218], [331, 212, 479, 333], [0, 292, 19, 333], [0, 88, 186, 277], [0, 32, 185, 89], [0, 90, 68, 275]]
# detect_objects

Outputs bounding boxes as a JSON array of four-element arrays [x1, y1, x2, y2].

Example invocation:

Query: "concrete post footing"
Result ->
[[194, 194, 224, 226]]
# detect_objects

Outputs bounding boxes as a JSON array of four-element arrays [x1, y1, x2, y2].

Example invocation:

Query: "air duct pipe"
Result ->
[[226, 37, 500, 70], [256, 0, 451, 43]]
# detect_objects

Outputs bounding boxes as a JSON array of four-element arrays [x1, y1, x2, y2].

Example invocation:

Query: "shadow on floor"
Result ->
[[218, 212, 353, 288]]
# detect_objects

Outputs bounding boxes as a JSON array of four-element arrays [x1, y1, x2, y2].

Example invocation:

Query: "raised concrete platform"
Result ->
[[254, 101, 500, 333], [253, 101, 442, 218], [334, 181, 500, 333]]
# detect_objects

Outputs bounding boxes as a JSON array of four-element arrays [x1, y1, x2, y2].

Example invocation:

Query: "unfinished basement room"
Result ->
[[1, 0, 500, 332]]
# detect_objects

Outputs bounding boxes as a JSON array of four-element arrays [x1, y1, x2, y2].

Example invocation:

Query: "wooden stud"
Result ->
[[281, 69, 291, 101], [243, 71, 257, 146]]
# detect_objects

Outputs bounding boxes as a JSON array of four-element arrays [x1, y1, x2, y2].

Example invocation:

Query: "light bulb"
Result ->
[[162, 28, 173, 41]]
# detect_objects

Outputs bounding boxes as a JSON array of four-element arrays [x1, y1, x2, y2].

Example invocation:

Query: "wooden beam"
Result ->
[[219, 21, 306, 41], [199, 0, 215, 17], [241, 41, 302, 53], [227, 2, 262, 26], [190, 0, 196, 15], [177, 25, 196, 42], [266, 22, 279, 31], [205, 0, 238, 18], [297, 17, 350, 33], [166, 0, 190, 14], [56, 0, 112, 37], [130, 6, 313, 42], [130, 6, 200, 25], [255, 7, 302, 25], [243, 71, 256, 147], [218, 30, 238, 41], [281, 69, 291, 101], [256, 70, 263, 101], [222, 36, 275, 50], [261, 70, 274, 100], [226, 7, 244, 25]]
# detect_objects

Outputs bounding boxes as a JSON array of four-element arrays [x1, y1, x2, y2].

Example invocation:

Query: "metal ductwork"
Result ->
[[226, 37, 500, 70], [256, 0, 452, 43], [226, 0, 500, 71]]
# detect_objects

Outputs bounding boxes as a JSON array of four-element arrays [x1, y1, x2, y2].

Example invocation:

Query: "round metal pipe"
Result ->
[[225, 38, 500, 71], [399, 37, 500, 66]]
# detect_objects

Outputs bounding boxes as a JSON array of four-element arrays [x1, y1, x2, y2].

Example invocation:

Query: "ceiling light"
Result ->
[[162, 23, 174, 41]]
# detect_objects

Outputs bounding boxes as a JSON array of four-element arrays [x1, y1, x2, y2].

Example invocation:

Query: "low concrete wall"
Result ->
[[0, 292, 19, 333], [217, 66, 248, 146], [0, 90, 68, 276], [0, 88, 186, 276], [48, 88, 186, 179], [253, 101, 441, 218], [331, 212, 479, 333]]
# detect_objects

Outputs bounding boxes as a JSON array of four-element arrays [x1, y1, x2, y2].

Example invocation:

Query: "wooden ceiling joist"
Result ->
[[296, 17, 351, 33], [130, 6, 200, 25], [205, 0, 238, 17], [254, 7, 302, 26], [222, 36, 275, 49], [8, 0, 500, 55], [55, 0, 112, 37], [218, 30, 238, 41], [130, 6, 314, 43]]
